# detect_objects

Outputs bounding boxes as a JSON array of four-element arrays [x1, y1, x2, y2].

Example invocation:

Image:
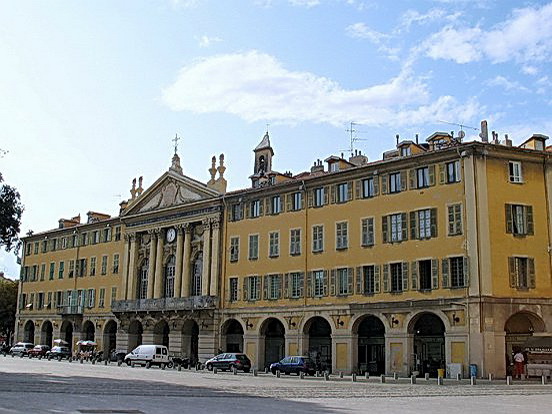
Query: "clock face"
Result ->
[[166, 228, 176, 243]]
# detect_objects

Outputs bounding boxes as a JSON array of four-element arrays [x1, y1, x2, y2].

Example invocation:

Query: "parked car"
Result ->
[[124, 345, 170, 368], [205, 353, 251, 373], [46, 346, 72, 360], [10, 342, 34, 357], [28, 345, 51, 358], [270, 356, 316, 376]]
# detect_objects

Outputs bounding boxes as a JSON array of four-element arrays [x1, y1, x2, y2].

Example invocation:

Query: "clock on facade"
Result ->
[[166, 227, 176, 243]]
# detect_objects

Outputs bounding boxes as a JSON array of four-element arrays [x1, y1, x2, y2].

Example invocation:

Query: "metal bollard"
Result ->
[[470, 376, 476, 385], [324, 372, 330, 381], [276, 370, 281, 378], [80, 358, 83, 364], [506, 376, 512, 385], [117, 360, 122, 366], [456, 373, 462, 381], [92, 359, 95, 365], [68, 358, 72, 363], [437, 377, 444, 385], [380, 375, 386, 383], [339, 372, 344, 379], [542, 375, 547, 385], [393, 372, 398, 380], [365, 372, 369, 380], [253, 369, 258, 377], [424, 373, 430, 381], [352, 373, 357, 382], [177, 364, 182, 371], [104, 360, 108, 365], [265, 367, 269, 374], [488, 373, 493, 381], [233, 367, 238, 375], [161, 364, 166, 370], [213, 367, 218, 374], [299, 371, 304, 379], [410, 375, 416, 384]]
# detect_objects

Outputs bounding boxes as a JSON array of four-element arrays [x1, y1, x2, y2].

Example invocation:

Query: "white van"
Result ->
[[124, 345, 170, 368]]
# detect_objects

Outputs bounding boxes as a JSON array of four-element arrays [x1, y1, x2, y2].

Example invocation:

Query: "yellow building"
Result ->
[[15, 129, 552, 377]]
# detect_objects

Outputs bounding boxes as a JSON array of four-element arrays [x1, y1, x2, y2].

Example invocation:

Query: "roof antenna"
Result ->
[[343, 121, 368, 155]]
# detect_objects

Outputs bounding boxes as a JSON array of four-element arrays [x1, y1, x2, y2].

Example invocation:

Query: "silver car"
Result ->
[[10, 342, 34, 357]]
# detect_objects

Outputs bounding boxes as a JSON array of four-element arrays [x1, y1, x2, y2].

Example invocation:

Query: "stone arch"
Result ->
[[221, 318, 244, 353], [405, 310, 451, 334], [23, 320, 35, 343], [82, 320, 95, 341], [40, 320, 53, 348], [60, 320, 73, 350], [260, 317, 286, 369], [504, 311, 546, 371], [102, 320, 117, 355], [164, 255, 176, 298], [303, 316, 333, 373], [153, 319, 170, 347], [128, 319, 143, 351], [181, 320, 199, 365], [408, 312, 446, 378], [352, 314, 386, 375]]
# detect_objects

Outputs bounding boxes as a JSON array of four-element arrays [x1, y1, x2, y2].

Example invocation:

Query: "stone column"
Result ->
[[147, 231, 157, 299], [181, 225, 192, 297], [126, 234, 138, 300], [174, 226, 184, 298], [209, 218, 221, 297], [121, 235, 130, 300], [154, 231, 164, 298], [201, 220, 211, 296]]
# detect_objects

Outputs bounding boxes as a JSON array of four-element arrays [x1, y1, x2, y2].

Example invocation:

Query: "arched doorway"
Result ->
[[262, 318, 285, 369], [128, 320, 143, 351], [82, 321, 95, 341], [305, 317, 332, 373], [191, 253, 202, 296], [182, 320, 199, 365], [222, 319, 244, 353], [504, 312, 545, 373], [154, 320, 170, 347], [23, 320, 35, 343], [411, 313, 445, 377], [41, 321, 53, 347], [356, 316, 385, 375], [60, 320, 73, 350], [164, 255, 176, 298], [103, 320, 117, 355], [137, 259, 149, 300]]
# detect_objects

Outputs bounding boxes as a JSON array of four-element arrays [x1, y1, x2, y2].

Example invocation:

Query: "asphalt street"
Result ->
[[1, 356, 551, 413]]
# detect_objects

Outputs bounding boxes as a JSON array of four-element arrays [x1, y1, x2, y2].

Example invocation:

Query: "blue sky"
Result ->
[[1, 0, 552, 278]]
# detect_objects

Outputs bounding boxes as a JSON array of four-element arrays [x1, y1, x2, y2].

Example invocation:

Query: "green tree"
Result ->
[[0, 172, 24, 254], [0, 279, 18, 344]]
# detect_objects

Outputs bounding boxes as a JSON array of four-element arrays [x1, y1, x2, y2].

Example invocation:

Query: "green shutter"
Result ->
[[323, 270, 329, 296], [308, 191, 314, 208], [439, 163, 446, 184], [374, 265, 381, 293], [462, 257, 469, 287], [263, 275, 269, 299], [355, 180, 361, 199], [265, 198, 271, 215], [528, 258, 536, 289], [373, 175, 379, 195], [381, 174, 388, 195], [505, 204, 513, 233], [411, 261, 418, 291], [347, 267, 354, 295], [430, 208, 438, 238], [431, 259, 439, 290], [330, 185, 336, 204], [298, 272, 304, 297], [402, 262, 409, 291], [448, 205, 455, 235], [401, 213, 408, 241], [442, 259, 449, 288], [283, 273, 289, 299], [355, 266, 363, 294], [330, 269, 336, 296], [410, 211, 417, 240], [323, 186, 329, 205], [383, 264, 390, 292], [306, 271, 313, 297], [428, 165, 436, 186], [243, 277, 249, 300], [526, 205, 534, 235], [347, 181, 353, 202], [508, 257, 516, 288], [400, 171, 408, 191], [409, 169, 416, 190], [259, 200, 264, 216], [382, 216, 388, 243]]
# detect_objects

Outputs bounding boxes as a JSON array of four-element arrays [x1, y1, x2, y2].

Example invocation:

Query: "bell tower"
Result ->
[[250, 131, 274, 187]]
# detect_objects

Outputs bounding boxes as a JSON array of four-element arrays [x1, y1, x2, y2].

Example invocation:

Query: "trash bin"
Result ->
[[469, 364, 477, 378], [437, 368, 445, 378]]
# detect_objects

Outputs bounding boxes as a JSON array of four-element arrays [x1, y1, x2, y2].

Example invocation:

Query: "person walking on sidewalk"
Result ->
[[513, 350, 525, 379]]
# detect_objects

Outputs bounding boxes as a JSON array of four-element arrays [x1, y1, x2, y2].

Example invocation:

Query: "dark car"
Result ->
[[270, 356, 316, 376], [10, 342, 34, 357], [28, 345, 51, 358], [205, 353, 251, 373], [46, 346, 72, 360]]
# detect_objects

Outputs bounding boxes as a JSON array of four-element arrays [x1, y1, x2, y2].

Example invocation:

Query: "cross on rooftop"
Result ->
[[172, 134, 180, 155]]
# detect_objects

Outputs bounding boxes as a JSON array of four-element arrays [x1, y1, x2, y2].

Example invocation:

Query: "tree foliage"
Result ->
[[0, 279, 18, 341], [0, 172, 23, 254]]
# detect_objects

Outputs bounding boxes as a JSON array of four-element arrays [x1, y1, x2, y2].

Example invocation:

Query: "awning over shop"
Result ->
[[524, 336, 552, 353]]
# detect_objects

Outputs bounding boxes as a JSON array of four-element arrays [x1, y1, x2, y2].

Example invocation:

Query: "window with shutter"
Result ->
[[441, 259, 449, 288], [381, 174, 388, 194], [411, 261, 418, 291], [330, 269, 337, 296], [355, 266, 363, 294], [382, 264, 390, 292], [402, 262, 409, 291], [347, 268, 354, 295], [431, 259, 439, 290]]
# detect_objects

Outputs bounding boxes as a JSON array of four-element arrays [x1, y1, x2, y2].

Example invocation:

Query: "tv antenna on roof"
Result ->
[[343, 121, 368, 155]]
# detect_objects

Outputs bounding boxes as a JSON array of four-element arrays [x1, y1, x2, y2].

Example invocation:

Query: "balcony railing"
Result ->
[[111, 296, 217, 313], [57, 305, 84, 315]]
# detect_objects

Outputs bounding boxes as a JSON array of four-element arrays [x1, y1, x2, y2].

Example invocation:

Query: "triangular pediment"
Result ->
[[122, 171, 220, 216]]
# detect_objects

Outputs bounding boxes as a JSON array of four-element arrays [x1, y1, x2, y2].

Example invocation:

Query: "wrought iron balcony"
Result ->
[[57, 305, 84, 315], [111, 296, 217, 313]]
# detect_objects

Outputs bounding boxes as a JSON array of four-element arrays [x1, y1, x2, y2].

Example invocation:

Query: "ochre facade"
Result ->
[[15, 131, 552, 377]]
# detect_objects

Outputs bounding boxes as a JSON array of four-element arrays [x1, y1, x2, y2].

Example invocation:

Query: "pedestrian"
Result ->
[[513, 349, 525, 379]]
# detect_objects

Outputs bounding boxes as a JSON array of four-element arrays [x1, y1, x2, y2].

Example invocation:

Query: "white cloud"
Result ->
[[289, 0, 320, 7], [399, 8, 461, 31], [521, 65, 539, 75], [197, 35, 222, 48], [169, 0, 203, 8], [346, 23, 399, 60], [486, 75, 530, 93], [162, 51, 481, 128], [422, 3, 552, 64]]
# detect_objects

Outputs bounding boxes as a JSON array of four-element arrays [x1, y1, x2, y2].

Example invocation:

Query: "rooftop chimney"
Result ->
[[479, 120, 489, 143]]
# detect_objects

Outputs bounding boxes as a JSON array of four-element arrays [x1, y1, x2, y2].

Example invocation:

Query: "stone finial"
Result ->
[[130, 178, 137, 200], [217, 154, 226, 179], [170, 153, 183, 175], [137, 176, 144, 196], [208, 156, 217, 183]]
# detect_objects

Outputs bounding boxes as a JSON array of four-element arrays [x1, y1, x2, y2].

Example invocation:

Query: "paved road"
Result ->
[[1, 356, 551, 413]]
